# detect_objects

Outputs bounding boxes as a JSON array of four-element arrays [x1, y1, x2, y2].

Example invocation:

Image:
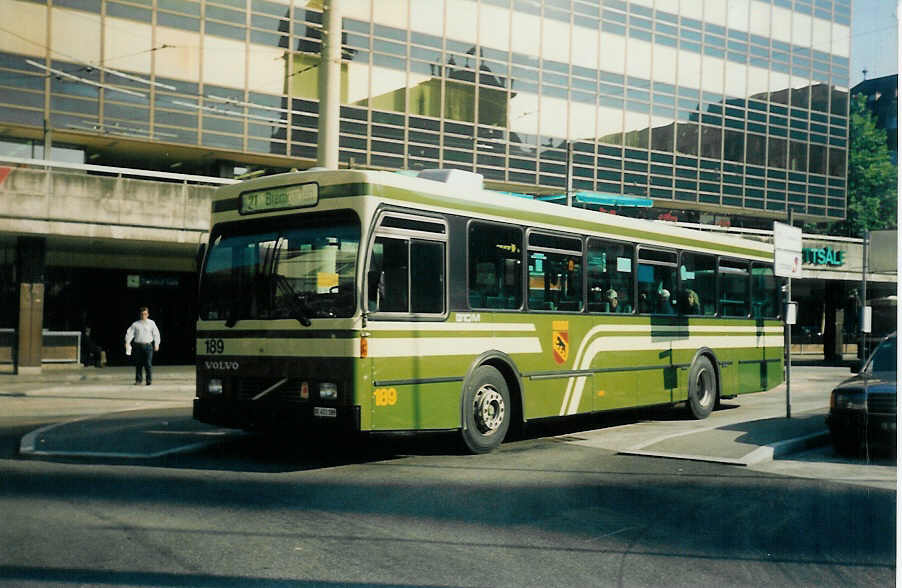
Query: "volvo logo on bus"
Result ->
[[205, 360, 240, 371]]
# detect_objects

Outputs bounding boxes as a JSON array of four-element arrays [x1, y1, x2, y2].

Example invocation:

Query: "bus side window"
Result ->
[[678, 252, 715, 315], [718, 258, 750, 317], [637, 248, 677, 315], [469, 222, 523, 310], [410, 240, 444, 314], [368, 213, 448, 316], [751, 262, 779, 318], [587, 238, 634, 314], [368, 236, 408, 313]]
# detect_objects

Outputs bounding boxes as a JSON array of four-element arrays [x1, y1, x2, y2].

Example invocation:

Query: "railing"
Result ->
[[0, 155, 239, 185]]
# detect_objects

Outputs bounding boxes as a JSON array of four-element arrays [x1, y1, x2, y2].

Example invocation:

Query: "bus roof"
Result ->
[[212, 168, 774, 261]]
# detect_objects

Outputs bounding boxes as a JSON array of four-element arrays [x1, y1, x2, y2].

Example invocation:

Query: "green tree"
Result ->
[[835, 93, 898, 236]]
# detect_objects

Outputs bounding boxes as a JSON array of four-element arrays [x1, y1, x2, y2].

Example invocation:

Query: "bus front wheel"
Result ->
[[686, 356, 717, 419], [461, 365, 511, 453]]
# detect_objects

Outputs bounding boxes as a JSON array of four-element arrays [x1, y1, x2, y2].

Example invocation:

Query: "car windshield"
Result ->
[[199, 211, 360, 323], [867, 335, 897, 374]]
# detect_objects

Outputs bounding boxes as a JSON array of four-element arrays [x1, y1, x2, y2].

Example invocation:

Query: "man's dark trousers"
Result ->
[[134, 343, 153, 384]]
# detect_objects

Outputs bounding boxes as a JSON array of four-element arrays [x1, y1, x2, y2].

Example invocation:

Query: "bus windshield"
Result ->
[[200, 211, 360, 324]]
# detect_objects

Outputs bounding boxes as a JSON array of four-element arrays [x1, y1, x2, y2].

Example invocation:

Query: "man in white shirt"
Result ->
[[124, 306, 161, 385]]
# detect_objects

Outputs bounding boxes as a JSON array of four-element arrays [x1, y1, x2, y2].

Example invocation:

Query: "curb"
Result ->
[[743, 430, 831, 465], [619, 429, 832, 466]]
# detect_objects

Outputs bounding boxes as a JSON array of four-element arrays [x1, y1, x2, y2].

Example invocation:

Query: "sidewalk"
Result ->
[[564, 365, 853, 465], [0, 365, 196, 385]]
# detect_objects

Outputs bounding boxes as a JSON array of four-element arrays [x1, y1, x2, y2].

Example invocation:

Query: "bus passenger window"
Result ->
[[411, 240, 444, 314], [751, 262, 779, 318], [678, 252, 715, 315], [367, 237, 408, 313], [637, 248, 677, 315], [719, 259, 750, 317], [468, 222, 523, 310], [367, 213, 448, 316], [587, 239, 634, 313], [528, 232, 583, 312]]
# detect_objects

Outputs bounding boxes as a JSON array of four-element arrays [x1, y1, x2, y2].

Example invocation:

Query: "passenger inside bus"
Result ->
[[657, 288, 676, 314]]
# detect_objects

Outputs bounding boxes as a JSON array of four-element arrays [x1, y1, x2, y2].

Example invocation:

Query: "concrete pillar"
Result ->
[[316, 0, 341, 169], [16, 237, 45, 375], [821, 280, 845, 364]]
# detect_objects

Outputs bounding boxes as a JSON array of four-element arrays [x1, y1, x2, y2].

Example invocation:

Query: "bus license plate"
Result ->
[[313, 407, 337, 418]]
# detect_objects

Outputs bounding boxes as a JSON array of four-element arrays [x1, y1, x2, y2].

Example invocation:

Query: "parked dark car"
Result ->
[[826, 333, 897, 456]]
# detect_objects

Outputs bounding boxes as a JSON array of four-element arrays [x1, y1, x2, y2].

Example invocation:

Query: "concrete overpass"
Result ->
[[1, 156, 230, 373]]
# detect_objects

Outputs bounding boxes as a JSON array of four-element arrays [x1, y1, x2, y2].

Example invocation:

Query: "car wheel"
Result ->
[[831, 431, 861, 457]]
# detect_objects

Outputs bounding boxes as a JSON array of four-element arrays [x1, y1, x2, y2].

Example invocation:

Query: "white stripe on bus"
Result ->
[[366, 337, 542, 357], [366, 322, 537, 332], [561, 334, 783, 415]]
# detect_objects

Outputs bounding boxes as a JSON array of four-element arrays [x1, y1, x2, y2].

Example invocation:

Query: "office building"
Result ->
[[1, 0, 879, 369]]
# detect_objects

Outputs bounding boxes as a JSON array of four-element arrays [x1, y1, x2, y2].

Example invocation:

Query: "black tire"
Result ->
[[831, 431, 862, 457], [686, 356, 717, 419], [460, 365, 511, 454]]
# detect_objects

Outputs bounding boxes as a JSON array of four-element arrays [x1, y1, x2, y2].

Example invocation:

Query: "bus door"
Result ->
[[365, 212, 452, 431], [636, 248, 680, 405]]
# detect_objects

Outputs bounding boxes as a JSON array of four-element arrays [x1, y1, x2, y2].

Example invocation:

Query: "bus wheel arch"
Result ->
[[460, 352, 523, 453], [686, 349, 720, 419]]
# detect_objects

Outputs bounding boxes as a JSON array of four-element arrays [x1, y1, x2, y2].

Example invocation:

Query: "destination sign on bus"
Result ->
[[240, 183, 318, 214]]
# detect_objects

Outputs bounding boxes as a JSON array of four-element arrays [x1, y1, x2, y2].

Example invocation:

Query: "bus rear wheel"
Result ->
[[686, 356, 717, 419], [461, 365, 511, 454]]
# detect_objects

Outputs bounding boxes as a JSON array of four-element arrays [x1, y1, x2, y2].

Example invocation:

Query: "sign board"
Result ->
[[861, 306, 872, 334], [869, 230, 898, 273], [240, 182, 318, 214], [773, 221, 803, 278]]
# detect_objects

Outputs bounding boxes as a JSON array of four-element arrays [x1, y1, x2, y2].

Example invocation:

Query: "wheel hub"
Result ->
[[696, 368, 712, 405], [473, 385, 505, 434]]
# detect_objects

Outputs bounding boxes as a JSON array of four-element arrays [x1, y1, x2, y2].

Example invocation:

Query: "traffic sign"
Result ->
[[773, 221, 802, 278]]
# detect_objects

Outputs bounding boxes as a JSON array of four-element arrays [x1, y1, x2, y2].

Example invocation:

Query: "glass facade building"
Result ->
[[0, 0, 851, 221]]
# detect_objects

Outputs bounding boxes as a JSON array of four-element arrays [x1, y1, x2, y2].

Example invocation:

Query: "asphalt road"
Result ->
[[0, 365, 896, 587]]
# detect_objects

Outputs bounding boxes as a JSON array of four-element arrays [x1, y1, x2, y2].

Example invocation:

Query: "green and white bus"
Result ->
[[194, 168, 783, 452]]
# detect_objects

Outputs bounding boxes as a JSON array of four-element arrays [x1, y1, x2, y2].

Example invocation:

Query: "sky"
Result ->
[[849, 0, 899, 84]]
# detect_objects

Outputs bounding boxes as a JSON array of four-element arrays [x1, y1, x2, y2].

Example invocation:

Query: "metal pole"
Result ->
[[316, 0, 341, 169], [565, 142, 573, 207], [860, 231, 869, 362], [785, 209, 793, 418]]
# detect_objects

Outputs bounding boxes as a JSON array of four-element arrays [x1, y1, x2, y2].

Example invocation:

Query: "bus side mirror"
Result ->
[[850, 359, 863, 374]]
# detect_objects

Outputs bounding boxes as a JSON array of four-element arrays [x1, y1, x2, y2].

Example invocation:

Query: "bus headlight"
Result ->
[[207, 378, 223, 396], [319, 382, 338, 400]]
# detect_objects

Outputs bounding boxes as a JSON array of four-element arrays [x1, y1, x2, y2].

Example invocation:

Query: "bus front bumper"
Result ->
[[194, 397, 361, 433]]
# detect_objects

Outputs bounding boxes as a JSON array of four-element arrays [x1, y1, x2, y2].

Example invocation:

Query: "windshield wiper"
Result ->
[[274, 275, 313, 327], [225, 287, 248, 328]]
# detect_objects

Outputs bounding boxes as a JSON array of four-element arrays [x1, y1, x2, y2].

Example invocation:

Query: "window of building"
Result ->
[[789, 141, 807, 172], [746, 133, 765, 166], [828, 147, 846, 177], [768, 137, 787, 168], [723, 129, 744, 162]]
